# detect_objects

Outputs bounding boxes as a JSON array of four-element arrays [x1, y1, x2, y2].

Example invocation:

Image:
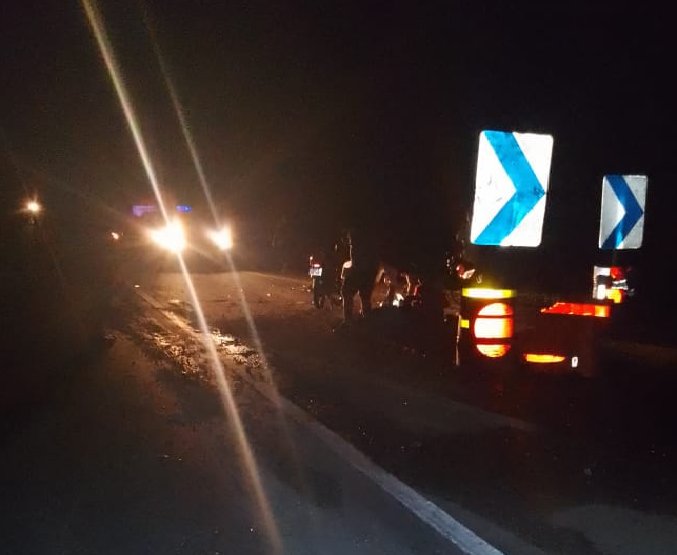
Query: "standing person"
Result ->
[[338, 224, 380, 327]]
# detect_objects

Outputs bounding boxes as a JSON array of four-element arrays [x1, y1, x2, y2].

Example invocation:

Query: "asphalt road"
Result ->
[[5, 264, 676, 554], [0, 331, 470, 554], [117, 268, 677, 555]]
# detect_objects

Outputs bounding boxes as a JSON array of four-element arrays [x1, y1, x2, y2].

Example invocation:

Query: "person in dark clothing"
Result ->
[[339, 226, 380, 325]]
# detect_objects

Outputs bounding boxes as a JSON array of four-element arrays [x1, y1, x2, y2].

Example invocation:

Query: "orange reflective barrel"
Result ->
[[456, 288, 516, 365]]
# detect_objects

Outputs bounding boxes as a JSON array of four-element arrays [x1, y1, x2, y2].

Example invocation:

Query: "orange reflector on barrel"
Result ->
[[524, 353, 566, 363], [474, 302, 514, 339], [476, 344, 510, 358], [473, 302, 513, 358], [541, 302, 610, 318]]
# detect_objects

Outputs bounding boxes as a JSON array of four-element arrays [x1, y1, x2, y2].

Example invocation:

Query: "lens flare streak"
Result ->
[[144, 14, 220, 224], [176, 256, 282, 553], [81, 2, 281, 551], [146, 16, 322, 540], [81, 0, 170, 224]]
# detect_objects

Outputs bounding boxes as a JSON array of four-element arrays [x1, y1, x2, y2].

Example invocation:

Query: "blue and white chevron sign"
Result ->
[[470, 130, 554, 247], [598, 174, 647, 250]]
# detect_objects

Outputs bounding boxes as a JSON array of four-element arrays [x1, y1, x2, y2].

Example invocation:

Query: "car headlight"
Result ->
[[149, 220, 186, 253], [26, 200, 42, 214], [208, 227, 233, 251]]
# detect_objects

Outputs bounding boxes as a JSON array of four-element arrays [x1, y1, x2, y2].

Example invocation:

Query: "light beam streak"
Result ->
[[81, 2, 281, 552], [81, 0, 170, 224], [175, 255, 282, 554], [143, 16, 321, 538], [142, 5, 282, 401], [143, 13, 220, 224]]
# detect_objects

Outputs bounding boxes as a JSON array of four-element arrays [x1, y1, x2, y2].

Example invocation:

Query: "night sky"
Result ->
[[1, 1, 674, 297]]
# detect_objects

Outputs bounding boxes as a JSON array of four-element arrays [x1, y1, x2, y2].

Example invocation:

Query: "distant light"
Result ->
[[149, 220, 186, 253], [208, 227, 233, 251], [26, 200, 42, 214], [111, 231, 121, 241], [176, 204, 192, 213], [132, 204, 157, 217]]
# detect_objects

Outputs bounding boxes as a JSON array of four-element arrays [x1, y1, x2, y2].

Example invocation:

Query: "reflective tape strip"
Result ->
[[524, 353, 566, 363], [462, 288, 516, 300]]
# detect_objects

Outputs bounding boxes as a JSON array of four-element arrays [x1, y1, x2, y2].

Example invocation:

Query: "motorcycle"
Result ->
[[308, 255, 343, 309]]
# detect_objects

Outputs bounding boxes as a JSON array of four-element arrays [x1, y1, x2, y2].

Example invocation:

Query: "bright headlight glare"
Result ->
[[208, 227, 233, 251], [149, 220, 186, 253], [26, 200, 42, 214]]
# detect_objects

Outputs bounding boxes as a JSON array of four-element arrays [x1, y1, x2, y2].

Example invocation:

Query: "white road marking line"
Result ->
[[136, 288, 505, 555]]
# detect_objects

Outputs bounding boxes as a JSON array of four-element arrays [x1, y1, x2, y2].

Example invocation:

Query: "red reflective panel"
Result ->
[[541, 302, 610, 318], [609, 266, 624, 280]]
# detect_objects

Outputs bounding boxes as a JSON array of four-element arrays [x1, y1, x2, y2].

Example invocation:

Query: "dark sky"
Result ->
[[1, 1, 674, 289]]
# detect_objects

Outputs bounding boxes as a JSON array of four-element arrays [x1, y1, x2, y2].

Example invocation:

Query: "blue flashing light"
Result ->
[[132, 204, 157, 217], [176, 204, 192, 213]]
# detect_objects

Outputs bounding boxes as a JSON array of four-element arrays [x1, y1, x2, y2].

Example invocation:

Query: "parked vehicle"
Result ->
[[308, 254, 342, 309]]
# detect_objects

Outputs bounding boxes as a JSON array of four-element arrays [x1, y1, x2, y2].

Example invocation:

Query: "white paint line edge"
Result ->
[[254, 379, 504, 555], [135, 288, 505, 555]]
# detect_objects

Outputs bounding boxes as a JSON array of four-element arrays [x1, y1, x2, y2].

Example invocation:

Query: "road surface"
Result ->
[[125, 268, 677, 555], [1, 331, 474, 554], [4, 267, 677, 554]]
